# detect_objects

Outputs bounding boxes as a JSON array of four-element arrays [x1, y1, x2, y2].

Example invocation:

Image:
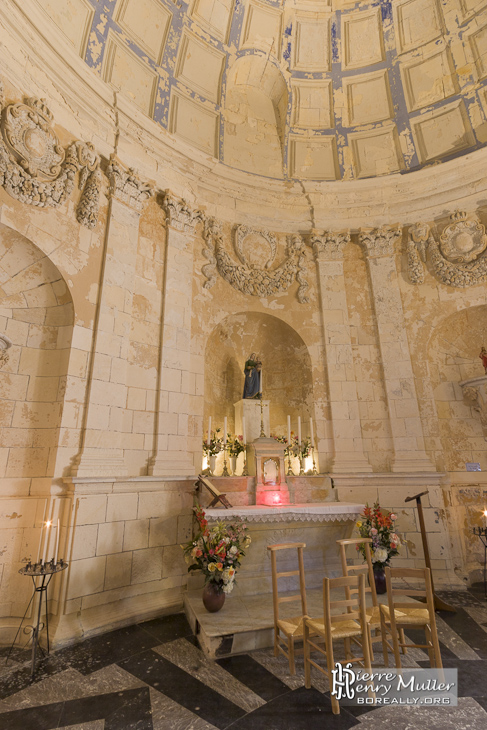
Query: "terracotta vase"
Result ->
[[374, 566, 387, 595], [229, 456, 237, 474], [202, 582, 226, 612]]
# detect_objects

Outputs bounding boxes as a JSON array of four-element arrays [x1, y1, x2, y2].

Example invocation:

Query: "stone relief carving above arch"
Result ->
[[407, 211, 487, 287], [201, 219, 310, 303], [0, 81, 101, 229]]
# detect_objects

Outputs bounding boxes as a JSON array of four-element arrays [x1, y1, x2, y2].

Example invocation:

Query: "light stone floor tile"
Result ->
[[150, 687, 218, 730], [356, 696, 487, 728], [154, 638, 265, 713], [0, 664, 146, 712]]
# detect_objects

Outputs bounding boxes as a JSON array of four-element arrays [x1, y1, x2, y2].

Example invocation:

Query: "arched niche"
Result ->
[[223, 53, 288, 179], [0, 223, 74, 493], [428, 304, 487, 472], [204, 311, 314, 439]]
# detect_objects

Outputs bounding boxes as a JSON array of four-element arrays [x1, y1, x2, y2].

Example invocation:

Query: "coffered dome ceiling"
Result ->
[[37, 0, 487, 181]]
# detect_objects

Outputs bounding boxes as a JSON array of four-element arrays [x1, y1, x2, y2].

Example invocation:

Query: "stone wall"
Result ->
[[1, 4, 487, 650]]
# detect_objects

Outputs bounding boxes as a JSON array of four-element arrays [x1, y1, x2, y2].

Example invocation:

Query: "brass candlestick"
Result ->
[[312, 447, 318, 475], [260, 396, 265, 437], [286, 452, 294, 476], [222, 444, 230, 476]]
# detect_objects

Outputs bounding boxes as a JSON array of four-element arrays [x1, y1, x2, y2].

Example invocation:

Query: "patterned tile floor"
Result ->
[[1, 587, 487, 729]]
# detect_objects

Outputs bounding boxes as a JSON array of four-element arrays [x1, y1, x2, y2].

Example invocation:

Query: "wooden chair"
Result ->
[[267, 542, 309, 675], [337, 537, 406, 660], [303, 574, 373, 715], [379, 566, 442, 669]]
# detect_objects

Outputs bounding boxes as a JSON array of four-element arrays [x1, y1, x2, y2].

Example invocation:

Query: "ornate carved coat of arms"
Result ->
[[407, 211, 487, 287], [0, 81, 101, 229], [202, 219, 310, 303]]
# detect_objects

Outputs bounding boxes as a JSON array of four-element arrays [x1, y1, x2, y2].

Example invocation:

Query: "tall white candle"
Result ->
[[298, 416, 302, 446], [224, 417, 227, 446], [42, 520, 52, 563], [207, 416, 211, 446], [287, 415, 291, 444], [54, 518, 60, 564], [242, 416, 246, 445], [36, 499, 48, 564], [310, 418, 314, 448]]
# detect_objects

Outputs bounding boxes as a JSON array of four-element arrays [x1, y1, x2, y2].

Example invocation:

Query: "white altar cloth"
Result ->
[[205, 502, 364, 523]]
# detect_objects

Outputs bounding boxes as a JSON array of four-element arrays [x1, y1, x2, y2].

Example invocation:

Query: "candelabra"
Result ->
[[286, 450, 294, 475], [222, 444, 230, 476], [242, 449, 249, 476], [6, 559, 68, 677], [473, 525, 487, 599], [259, 397, 265, 438], [312, 447, 318, 475]]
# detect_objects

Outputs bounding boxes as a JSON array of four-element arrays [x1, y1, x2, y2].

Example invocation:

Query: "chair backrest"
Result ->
[[267, 542, 307, 622], [336, 537, 378, 607], [385, 566, 435, 621], [323, 574, 368, 637]]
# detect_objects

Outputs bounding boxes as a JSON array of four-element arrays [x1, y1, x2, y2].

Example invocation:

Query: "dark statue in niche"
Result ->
[[243, 353, 262, 399]]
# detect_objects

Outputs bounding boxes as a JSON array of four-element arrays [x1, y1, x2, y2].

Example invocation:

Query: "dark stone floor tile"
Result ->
[[418, 657, 487, 698], [0, 687, 153, 730], [59, 686, 153, 730], [0, 700, 65, 729], [0, 653, 68, 700], [58, 623, 161, 676], [138, 613, 193, 644], [216, 655, 290, 702], [439, 608, 487, 659], [228, 686, 359, 730], [119, 648, 245, 729]]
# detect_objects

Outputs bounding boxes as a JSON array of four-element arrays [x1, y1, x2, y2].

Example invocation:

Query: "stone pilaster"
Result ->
[[71, 156, 152, 476], [359, 226, 435, 472], [148, 193, 202, 476], [312, 231, 372, 473]]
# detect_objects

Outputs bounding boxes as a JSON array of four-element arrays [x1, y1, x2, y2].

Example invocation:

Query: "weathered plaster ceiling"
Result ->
[[36, 0, 487, 181]]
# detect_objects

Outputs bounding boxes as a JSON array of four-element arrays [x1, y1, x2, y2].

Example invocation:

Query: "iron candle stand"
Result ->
[[6, 560, 68, 678]]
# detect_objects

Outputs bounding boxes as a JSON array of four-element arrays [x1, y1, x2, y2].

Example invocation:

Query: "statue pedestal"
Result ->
[[251, 437, 289, 506], [234, 399, 270, 444]]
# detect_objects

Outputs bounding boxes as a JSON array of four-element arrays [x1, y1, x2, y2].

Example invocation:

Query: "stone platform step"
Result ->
[[183, 587, 325, 658]]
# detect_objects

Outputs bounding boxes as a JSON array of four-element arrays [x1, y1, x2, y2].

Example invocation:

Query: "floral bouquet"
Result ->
[[356, 502, 401, 570], [229, 435, 245, 457], [181, 506, 251, 594], [203, 428, 223, 457]]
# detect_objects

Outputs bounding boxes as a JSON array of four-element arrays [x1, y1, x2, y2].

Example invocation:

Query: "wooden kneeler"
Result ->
[[195, 474, 233, 508]]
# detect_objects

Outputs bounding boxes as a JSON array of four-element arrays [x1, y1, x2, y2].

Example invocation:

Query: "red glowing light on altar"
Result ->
[[272, 493, 281, 505]]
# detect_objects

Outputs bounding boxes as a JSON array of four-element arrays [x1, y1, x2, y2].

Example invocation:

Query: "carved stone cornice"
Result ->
[[106, 156, 152, 212], [311, 231, 350, 261], [0, 332, 12, 368], [359, 226, 402, 258], [163, 192, 203, 233]]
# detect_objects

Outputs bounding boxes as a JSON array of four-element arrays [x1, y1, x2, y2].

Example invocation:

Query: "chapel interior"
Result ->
[[1, 0, 487, 727]]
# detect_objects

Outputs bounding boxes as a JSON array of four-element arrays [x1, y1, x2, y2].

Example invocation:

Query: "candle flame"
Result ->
[[483, 509, 487, 518], [45, 520, 52, 528]]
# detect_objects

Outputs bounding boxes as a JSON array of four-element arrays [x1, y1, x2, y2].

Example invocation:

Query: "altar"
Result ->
[[183, 501, 363, 657]]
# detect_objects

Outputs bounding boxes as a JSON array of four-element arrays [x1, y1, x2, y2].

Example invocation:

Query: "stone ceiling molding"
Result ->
[[407, 212, 487, 287], [359, 226, 403, 258], [106, 155, 153, 212], [0, 80, 101, 229], [201, 219, 310, 303], [163, 192, 203, 233], [311, 231, 351, 261]]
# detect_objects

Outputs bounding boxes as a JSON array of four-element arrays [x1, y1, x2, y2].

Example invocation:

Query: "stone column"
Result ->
[[148, 194, 202, 476], [359, 226, 435, 472], [71, 157, 152, 476], [312, 232, 372, 472]]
